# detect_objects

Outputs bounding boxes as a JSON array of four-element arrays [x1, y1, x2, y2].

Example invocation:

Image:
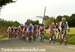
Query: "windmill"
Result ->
[[36, 6, 47, 25]]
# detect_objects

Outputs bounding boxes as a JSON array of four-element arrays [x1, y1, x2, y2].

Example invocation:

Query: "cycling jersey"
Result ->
[[11, 27, 14, 32], [28, 25, 34, 32], [22, 26, 27, 32], [58, 21, 68, 31], [14, 27, 17, 32], [34, 25, 37, 31], [7, 26, 11, 32], [36, 25, 40, 32], [40, 26, 44, 32], [49, 24, 56, 31]]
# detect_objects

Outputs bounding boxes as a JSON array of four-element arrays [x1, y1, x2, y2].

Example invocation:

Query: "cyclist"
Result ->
[[58, 17, 69, 45], [33, 24, 37, 41], [28, 23, 34, 42], [17, 26, 21, 39], [36, 25, 40, 41], [22, 25, 27, 40], [7, 26, 12, 40], [49, 22, 56, 43], [11, 26, 14, 39], [14, 27, 18, 39], [20, 25, 25, 39], [39, 24, 45, 42]]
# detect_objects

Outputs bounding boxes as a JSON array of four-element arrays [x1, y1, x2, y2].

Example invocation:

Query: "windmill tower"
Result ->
[[43, 6, 46, 25]]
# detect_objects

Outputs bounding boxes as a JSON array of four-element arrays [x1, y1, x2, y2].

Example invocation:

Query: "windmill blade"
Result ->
[[36, 16, 43, 18]]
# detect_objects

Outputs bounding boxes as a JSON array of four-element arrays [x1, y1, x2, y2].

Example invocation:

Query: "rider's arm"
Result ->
[[48, 26, 50, 31], [32, 26, 34, 33], [54, 24, 57, 32], [66, 22, 70, 32]]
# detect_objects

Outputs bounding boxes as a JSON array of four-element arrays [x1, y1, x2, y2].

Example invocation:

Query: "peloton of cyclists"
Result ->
[[7, 17, 69, 45]]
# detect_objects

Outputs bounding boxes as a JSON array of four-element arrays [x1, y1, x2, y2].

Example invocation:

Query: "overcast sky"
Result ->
[[0, 0, 75, 24]]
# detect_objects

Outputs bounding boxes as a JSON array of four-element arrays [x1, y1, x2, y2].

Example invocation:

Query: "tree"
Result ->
[[25, 19, 39, 25], [56, 16, 62, 23], [0, 0, 16, 7], [0, 0, 16, 13], [68, 14, 75, 27], [32, 20, 39, 25], [0, 19, 20, 27], [44, 17, 55, 28]]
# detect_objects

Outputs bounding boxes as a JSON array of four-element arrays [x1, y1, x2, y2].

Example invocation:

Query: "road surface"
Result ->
[[0, 39, 75, 52]]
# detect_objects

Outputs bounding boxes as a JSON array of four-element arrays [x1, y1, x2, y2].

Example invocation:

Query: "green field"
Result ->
[[45, 28, 75, 35], [45, 27, 75, 44], [0, 28, 75, 44]]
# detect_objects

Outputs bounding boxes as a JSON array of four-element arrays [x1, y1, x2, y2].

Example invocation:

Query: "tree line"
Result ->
[[44, 14, 75, 28], [0, 19, 20, 28], [25, 14, 75, 28]]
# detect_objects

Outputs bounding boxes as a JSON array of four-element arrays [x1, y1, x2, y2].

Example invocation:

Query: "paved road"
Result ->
[[0, 39, 75, 52]]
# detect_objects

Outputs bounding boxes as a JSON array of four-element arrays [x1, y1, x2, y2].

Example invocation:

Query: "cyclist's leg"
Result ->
[[49, 31, 53, 43], [19, 31, 21, 39], [39, 32, 42, 41], [63, 30, 67, 45], [36, 32, 39, 40], [24, 31, 27, 40], [28, 32, 32, 42], [52, 31, 56, 43], [59, 29, 63, 44], [26, 32, 29, 41], [15, 31, 17, 39], [39, 31, 44, 42], [11, 32, 13, 39], [32, 31, 35, 41], [22, 32, 25, 40], [31, 32, 33, 41], [9, 32, 11, 40], [17, 31, 19, 39], [41, 31, 44, 42], [39, 31, 41, 41], [35, 31, 37, 41], [30, 32, 32, 39], [21, 32, 23, 40], [38, 31, 41, 41]]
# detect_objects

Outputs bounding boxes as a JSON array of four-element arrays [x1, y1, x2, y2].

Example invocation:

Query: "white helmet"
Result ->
[[62, 17, 66, 21], [30, 23, 32, 26]]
